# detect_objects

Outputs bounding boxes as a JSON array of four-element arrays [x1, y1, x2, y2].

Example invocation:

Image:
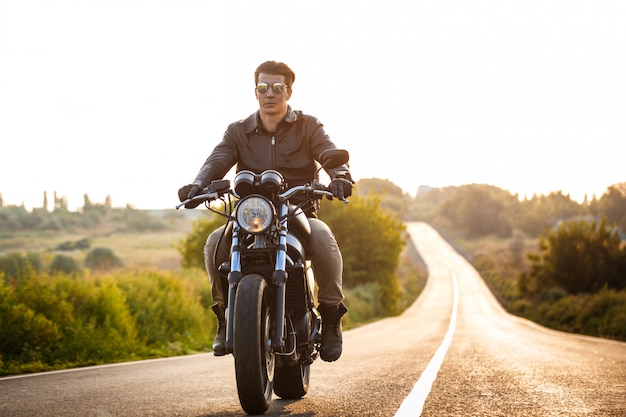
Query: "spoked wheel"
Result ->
[[234, 274, 275, 415]]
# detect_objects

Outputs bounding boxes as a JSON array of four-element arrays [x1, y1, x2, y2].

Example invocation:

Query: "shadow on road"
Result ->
[[196, 398, 316, 417]]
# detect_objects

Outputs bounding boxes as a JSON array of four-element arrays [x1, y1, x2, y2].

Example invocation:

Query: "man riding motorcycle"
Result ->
[[178, 60, 354, 362]]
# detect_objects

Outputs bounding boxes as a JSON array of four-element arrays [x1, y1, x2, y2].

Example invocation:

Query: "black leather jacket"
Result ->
[[192, 107, 351, 213]]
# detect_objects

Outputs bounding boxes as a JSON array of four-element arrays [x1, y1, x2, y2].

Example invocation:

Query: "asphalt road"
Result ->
[[1, 222, 624, 416]]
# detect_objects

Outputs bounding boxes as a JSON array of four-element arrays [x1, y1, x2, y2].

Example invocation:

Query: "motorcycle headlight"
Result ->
[[236, 195, 274, 234]]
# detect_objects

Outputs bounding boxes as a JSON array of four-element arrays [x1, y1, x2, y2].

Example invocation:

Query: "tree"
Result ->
[[516, 191, 587, 236], [83, 194, 93, 210], [53, 191, 68, 211], [509, 230, 525, 267], [176, 216, 227, 269], [0, 252, 44, 282], [520, 219, 626, 295], [355, 178, 411, 218], [84, 247, 123, 271], [597, 183, 626, 231], [319, 195, 406, 314], [438, 184, 513, 238], [49, 255, 82, 275], [43, 191, 49, 212]]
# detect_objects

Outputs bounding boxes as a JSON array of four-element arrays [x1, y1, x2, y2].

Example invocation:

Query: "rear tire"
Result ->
[[234, 274, 274, 415], [274, 362, 310, 399]]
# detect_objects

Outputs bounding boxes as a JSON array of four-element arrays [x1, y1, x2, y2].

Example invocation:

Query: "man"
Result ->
[[178, 60, 353, 362]]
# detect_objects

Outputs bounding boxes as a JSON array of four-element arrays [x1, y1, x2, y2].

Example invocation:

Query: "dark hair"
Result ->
[[254, 61, 296, 87]]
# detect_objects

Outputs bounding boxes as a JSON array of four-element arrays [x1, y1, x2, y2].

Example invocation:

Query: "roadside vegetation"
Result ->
[[396, 180, 626, 341], [0, 191, 422, 375], [1, 180, 624, 375]]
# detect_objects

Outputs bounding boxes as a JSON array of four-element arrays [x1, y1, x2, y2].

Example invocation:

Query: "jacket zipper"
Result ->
[[271, 135, 276, 170]]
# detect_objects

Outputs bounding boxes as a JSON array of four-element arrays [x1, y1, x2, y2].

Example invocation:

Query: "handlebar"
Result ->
[[175, 180, 230, 209], [176, 181, 348, 210], [278, 183, 349, 204], [175, 191, 218, 209]]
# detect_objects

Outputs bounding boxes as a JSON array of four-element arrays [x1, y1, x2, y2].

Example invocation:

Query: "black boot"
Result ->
[[318, 302, 348, 362], [211, 304, 227, 356]]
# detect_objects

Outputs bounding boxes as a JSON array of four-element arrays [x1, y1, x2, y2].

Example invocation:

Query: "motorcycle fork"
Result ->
[[225, 223, 242, 354], [271, 203, 289, 351], [224, 212, 290, 354]]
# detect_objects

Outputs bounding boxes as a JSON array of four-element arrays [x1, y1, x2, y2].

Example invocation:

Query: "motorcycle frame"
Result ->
[[223, 198, 318, 360]]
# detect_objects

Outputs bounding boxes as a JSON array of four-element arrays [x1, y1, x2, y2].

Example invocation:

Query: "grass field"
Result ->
[[0, 212, 198, 271]]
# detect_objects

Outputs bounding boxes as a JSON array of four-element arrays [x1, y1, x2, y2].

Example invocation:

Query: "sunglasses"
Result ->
[[256, 82, 289, 95]]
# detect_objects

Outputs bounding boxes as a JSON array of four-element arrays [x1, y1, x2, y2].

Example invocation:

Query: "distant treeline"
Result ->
[[3, 181, 625, 237], [0, 192, 186, 234], [356, 179, 626, 239]]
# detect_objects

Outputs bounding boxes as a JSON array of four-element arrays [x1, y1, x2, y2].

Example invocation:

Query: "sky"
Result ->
[[1, 0, 625, 210]]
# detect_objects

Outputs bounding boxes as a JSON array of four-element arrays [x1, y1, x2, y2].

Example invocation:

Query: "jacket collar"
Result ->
[[244, 106, 297, 134]]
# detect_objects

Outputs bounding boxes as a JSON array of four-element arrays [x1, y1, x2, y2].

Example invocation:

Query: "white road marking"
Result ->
[[0, 353, 209, 380], [394, 271, 459, 417]]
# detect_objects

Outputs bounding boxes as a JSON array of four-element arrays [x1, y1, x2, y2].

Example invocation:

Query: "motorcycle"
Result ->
[[177, 149, 349, 415]]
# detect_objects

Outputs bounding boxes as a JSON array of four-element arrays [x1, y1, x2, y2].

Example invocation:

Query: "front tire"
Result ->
[[234, 274, 274, 415]]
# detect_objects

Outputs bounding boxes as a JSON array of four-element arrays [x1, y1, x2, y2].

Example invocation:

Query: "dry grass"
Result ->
[[0, 215, 197, 271], [89, 230, 188, 270]]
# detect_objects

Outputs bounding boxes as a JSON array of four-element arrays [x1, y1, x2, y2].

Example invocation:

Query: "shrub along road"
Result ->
[[1, 223, 624, 416]]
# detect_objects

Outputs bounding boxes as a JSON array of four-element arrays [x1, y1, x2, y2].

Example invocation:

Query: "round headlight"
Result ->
[[236, 196, 274, 234]]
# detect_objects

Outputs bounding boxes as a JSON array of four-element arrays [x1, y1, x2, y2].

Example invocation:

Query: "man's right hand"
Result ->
[[178, 184, 202, 208], [329, 176, 353, 201]]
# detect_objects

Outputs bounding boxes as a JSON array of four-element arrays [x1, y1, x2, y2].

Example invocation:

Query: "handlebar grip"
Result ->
[[175, 190, 222, 209]]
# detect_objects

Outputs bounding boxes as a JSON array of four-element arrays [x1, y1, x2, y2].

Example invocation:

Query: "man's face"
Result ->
[[255, 73, 291, 117]]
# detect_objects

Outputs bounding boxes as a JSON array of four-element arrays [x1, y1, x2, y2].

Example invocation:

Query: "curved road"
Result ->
[[2, 223, 624, 416]]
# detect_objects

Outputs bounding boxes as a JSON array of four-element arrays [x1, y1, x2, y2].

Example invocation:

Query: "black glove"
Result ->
[[329, 176, 353, 200], [177, 184, 202, 208]]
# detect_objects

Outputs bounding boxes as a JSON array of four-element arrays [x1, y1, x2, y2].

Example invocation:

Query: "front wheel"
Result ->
[[233, 274, 274, 415]]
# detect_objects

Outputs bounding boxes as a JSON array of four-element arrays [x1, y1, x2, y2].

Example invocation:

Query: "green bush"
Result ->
[[343, 283, 384, 326], [0, 252, 44, 282], [49, 255, 82, 275], [319, 195, 406, 315], [116, 269, 212, 350], [1, 271, 137, 368], [531, 287, 626, 340], [176, 215, 226, 269], [0, 267, 212, 376], [521, 219, 626, 295], [84, 247, 123, 271], [473, 240, 626, 342], [0, 279, 61, 365]]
